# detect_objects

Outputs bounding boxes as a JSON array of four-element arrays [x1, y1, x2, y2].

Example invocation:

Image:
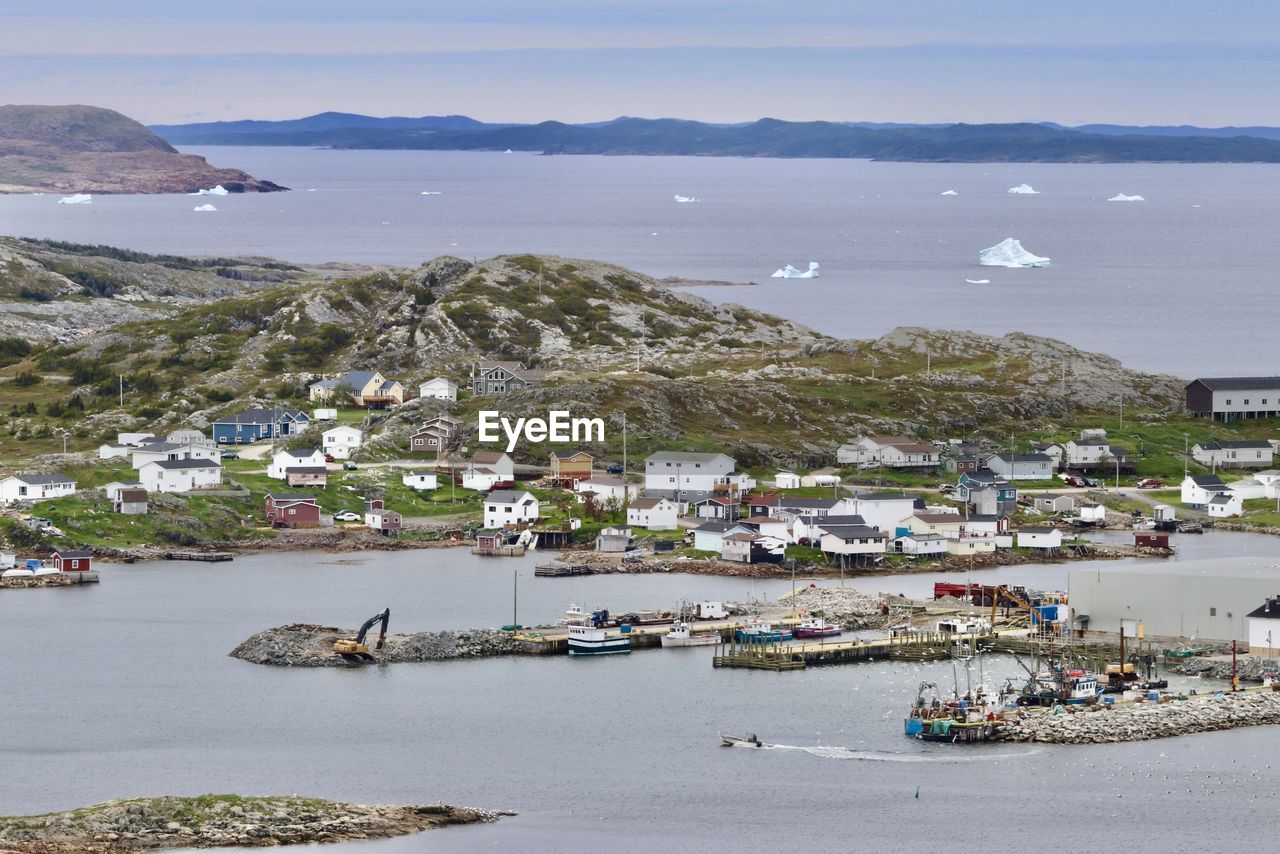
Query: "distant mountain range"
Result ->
[[150, 113, 1280, 162]]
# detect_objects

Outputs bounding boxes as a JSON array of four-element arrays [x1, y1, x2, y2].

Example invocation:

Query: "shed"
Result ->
[[51, 550, 93, 572], [115, 488, 149, 515]]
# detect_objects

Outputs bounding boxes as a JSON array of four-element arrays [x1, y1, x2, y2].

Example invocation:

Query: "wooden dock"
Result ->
[[712, 629, 1025, 671], [534, 563, 594, 577], [472, 545, 526, 557], [162, 551, 233, 562], [513, 616, 803, 655]]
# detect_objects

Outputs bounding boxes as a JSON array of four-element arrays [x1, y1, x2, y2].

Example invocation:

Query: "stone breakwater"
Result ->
[[0, 572, 98, 590], [231, 623, 524, 667], [1171, 654, 1277, 682], [0, 794, 500, 852], [996, 691, 1280, 744]]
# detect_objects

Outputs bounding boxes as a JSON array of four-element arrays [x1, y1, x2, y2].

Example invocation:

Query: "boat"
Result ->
[[661, 621, 720, 648], [567, 623, 631, 656], [1, 567, 35, 578], [734, 616, 792, 643], [793, 616, 841, 639], [720, 733, 765, 748], [903, 681, 1001, 744], [33, 563, 60, 576], [560, 603, 586, 625], [1018, 667, 1104, 706]]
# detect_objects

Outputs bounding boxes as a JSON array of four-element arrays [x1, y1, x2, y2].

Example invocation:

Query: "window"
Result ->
[[1226, 400, 1232, 405], [1210, 607, 1217, 616], [1245, 400, 1250, 405]]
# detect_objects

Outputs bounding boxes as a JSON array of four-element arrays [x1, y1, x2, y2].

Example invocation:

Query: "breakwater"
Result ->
[[996, 690, 1280, 744], [230, 623, 523, 667], [0, 794, 500, 852], [1171, 654, 1276, 682], [0, 572, 99, 590]]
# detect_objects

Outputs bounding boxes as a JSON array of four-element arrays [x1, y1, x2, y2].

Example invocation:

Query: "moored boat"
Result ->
[[734, 616, 792, 643], [661, 621, 720, 648], [793, 616, 841, 639], [567, 623, 631, 655]]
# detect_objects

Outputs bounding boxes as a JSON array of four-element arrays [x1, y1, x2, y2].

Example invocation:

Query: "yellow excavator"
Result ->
[[988, 586, 1033, 626], [333, 608, 390, 662]]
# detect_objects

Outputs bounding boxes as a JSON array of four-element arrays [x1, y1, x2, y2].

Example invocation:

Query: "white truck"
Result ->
[[697, 601, 729, 620]]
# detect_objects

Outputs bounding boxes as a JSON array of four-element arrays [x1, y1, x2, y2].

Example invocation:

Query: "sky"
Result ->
[[4, 0, 1280, 126]]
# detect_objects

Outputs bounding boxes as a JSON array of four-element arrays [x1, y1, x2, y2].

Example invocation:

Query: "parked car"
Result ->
[[221, 451, 238, 460], [333, 510, 360, 522], [342, 461, 358, 471], [1136, 479, 1167, 489], [604, 462, 624, 475], [324, 453, 335, 463]]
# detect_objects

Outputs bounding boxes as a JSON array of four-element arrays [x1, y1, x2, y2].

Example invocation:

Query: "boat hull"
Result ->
[[568, 638, 631, 655], [662, 634, 720, 648], [793, 627, 841, 639]]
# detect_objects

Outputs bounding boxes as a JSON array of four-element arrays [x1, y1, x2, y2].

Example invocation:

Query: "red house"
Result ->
[[51, 550, 93, 572], [265, 493, 322, 529]]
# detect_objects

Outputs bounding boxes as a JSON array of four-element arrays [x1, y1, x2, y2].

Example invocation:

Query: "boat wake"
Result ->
[[761, 744, 1045, 762]]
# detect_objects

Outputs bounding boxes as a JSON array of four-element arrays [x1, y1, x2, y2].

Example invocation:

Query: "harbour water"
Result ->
[[1, 147, 1278, 375], [2, 543, 1277, 852]]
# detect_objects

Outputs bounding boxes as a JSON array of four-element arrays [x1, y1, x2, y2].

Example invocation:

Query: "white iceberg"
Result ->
[[979, 238, 1049, 268], [504, 149, 513, 154], [57, 193, 92, 205], [1108, 193, 1145, 202], [193, 203, 217, 212], [771, 262, 820, 279], [190, 185, 229, 196], [965, 279, 990, 284], [674, 194, 700, 203], [941, 189, 958, 196], [1007, 183, 1039, 194], [420, 191, 443, 195]]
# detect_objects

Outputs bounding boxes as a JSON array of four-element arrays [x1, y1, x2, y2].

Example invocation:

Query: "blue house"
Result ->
[[956, 470, 1017, 515], [212, 408, 310, 444]]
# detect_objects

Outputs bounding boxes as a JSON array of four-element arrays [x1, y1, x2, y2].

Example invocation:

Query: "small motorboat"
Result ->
[[793, 616, 841, 639], [720, 733, 765, 748], [33, 563, 60, 576], [661, 621, 720, 648], [1, 567, 35, 578]]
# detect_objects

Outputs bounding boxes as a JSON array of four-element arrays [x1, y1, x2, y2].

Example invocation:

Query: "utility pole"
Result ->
[[1119, 394, 1124, 429], [119, 375, 124, 407], [1183, 433, 1189, 479]]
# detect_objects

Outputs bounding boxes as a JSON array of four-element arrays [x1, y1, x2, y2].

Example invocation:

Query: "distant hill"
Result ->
[[149, 113, 1280, 162], [0, 104, 286, 194], [1049, 122, 1280, 141]]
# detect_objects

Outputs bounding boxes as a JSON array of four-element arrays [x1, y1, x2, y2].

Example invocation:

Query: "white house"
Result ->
[[1228, 477, 1266, 501], [791, 514, 867, 545], [1192, 440, 1274, 469], [643, 451, 737, 495], [1207, 492, 1244, 518], [895, 533, 948, 557], [165, 429, 207, 445], [418, 376, 458, 401], [626, 496, 679, 531], [800, 469, 842, 487], [575, 477, 640, 506], [1247, 596, 1280, 655], [1016, 527, 1063, 549], [98, 443, 130, 460], [818, 525, 889, 562], [904, 512, 966, 539], [313, 408, 338, 422], [461, 466, 504, 492], [128, 442, 189, 470], [469, 451, 515, 480], [0, 473, 77, 505], [985, 453, 1055, 481], [321, 425, 363, 460], [102, 481, 142, 501], [748, 515, 793, 543], [1255, 470, 1280, 499], [946, 537, 996, 556], [269, 448, 327, 480], [692, 521, 754, 553], [775, 471, 801, 489], [1077, 502, 1107, 523], [1185, 377, 1280, 422], [117, 431, 156, 447], [139, 459, 222, 493], [401, 470, 439, 491], [851, 492, 920, 533], [1064, 439, 1111, 466], [483, 490, 540, 529], [838, 436, 938, 469], [1182, 474, 1228, 507]]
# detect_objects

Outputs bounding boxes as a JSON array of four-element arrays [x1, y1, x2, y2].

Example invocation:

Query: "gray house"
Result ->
[[985, 453, 1055, 481]]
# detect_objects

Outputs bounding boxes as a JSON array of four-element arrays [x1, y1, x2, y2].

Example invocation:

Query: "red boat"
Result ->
[[793, 617, 841, 638]]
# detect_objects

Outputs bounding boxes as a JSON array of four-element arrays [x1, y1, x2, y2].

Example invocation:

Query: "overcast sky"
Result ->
[[4, 0, 1279, 125]]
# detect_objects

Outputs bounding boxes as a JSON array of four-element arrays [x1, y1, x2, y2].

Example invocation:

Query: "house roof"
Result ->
[[777, 497, 838, 509], [988, 453, 1053, 463], [1201, 440, 1273, 450], [1019, 526, 1058, 534], [471, 450, 509, 464], [1190, 475, 1227, 487], [898, 532, 945, 542], [647, 451, 733, 464], [579, 476, 629, 489], [886, 442, 937, 454], [629, 496, 670, 510], [967, 514, 999, 522], [1209, 494, 1235, 505], [1069, 440, 1109, 448], [117, 489, 148, 502], [550, 449, 594, 460], [146, 458, 221, 470], [487, 490, 536, 505], [724, 532, 760, 543], [421, 376, 457, 387], [407, 469, 436, 477], [8, 473, 75, 485], [53, 550, 93, 558], [821, 524, 888, 540], [750, 494, 782, 506], [277, 448, 320, 459], [268, 493, 316, 502], [693, 521, 742, 534], [1246, 599, 1280, 620], [1189, 377, 1280, 391], [694, 495, 736, 506], [800, 514, 867, 527], [285, 466, 328, 475], [132, 442, 187, 454], [913, 512, 965, 524]]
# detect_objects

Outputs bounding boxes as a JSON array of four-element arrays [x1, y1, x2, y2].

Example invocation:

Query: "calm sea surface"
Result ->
[[1, 147, 1278, 376], [1, 535, 1276, 853]]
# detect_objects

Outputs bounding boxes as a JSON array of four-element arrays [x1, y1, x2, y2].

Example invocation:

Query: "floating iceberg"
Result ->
[[504, 149, 514, 154], [1108, 193, 1145, 202], [420, 191, 443, 195], [1007, 183, 1039, 194], [941, 189, 958, 196], [674, 194, 700, 203], [771, 262, 820, 279], [57, 193, 92, 205], [193, 203, 217, 212], [190, 185, 229, 196], [979, 238, 1049, 268], [965, 279, 990, 284]]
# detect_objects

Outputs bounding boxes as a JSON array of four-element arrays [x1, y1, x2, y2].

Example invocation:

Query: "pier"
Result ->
[[512, 616, 803, 655], [711, 629, 1017, 671], [162, 551, 234, 562]]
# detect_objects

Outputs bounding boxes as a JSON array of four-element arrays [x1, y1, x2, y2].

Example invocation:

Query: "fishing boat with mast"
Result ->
[[793, 615, 841, 639], [662, 620, 721, 648]]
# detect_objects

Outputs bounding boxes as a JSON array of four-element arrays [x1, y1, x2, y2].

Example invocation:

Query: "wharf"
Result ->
[[514, 616, 803, 655], [534, 563, 594, 577], [163, 551, 233, 562], [472, 545, 526, 557], [1, 571, 100, 589], [712, 629, 1030, 672]]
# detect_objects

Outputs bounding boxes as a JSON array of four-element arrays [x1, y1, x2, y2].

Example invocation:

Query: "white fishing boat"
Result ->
[[661, 621, 720, 648], [33, 563, 60, 576], [560, 603, 585, 625], [567, 624, 631, 656], [1, 567, 35, 578]]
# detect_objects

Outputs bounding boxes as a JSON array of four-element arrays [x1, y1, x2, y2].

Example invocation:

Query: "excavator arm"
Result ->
[[334, 608, 391, 661]]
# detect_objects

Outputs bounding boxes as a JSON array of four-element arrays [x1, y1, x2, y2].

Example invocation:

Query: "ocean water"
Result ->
[[0, 543, 1273, 853], [1, 147, 1278, 376]]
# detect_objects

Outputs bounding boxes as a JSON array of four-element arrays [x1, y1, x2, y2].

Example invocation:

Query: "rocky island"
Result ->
[[0, 105, 285, 195], [0, 794, 500, 851], [231, 623, 525, 667]]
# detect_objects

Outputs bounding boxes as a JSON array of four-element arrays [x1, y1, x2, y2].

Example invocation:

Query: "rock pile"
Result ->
[[1171, 654, 1278, 682], [996, 691, 1280, 744], [777, 586, 880, 625], [0, 794, 499, 851], [230, 624, 524, 667]]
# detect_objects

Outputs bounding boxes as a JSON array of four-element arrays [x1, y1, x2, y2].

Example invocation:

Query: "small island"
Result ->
[[0, 105, 286, 195], [0, 794, 501, 851]]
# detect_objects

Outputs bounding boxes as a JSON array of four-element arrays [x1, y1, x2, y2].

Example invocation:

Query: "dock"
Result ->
[[712, 629, 1027, 671], [472, 545, 526, 557], [162, 551, 234, 562], [534, 563, 594, 577], [513, 616, 802, 655]]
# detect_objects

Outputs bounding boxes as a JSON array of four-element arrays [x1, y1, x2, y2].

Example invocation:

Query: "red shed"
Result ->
[[265, 493, 322, 529], [52, 550, 93, 572], [1135, 531, 1171, 550]]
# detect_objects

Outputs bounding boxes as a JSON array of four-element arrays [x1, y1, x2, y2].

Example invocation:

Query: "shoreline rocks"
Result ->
[[1171, 654, 1277, 682], [0, 794, 501, 852], [231, 624, 525, 667], [996, 690, 1280, 744]]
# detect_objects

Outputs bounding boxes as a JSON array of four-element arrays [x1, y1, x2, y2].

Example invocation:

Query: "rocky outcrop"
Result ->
[[0, 794, 500, 851], [230, 624, 524, 667], [996, 691, 1280, 744], [0, 105, 285, 194], [1171, 654, 1275, 682]]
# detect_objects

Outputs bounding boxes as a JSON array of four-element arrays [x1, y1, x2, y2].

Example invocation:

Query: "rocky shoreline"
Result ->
[[231, 623, 524, 667], [0, 794, 501, 852], [1171, 654, 1277, 682], [996, 690, 1280, 744]]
